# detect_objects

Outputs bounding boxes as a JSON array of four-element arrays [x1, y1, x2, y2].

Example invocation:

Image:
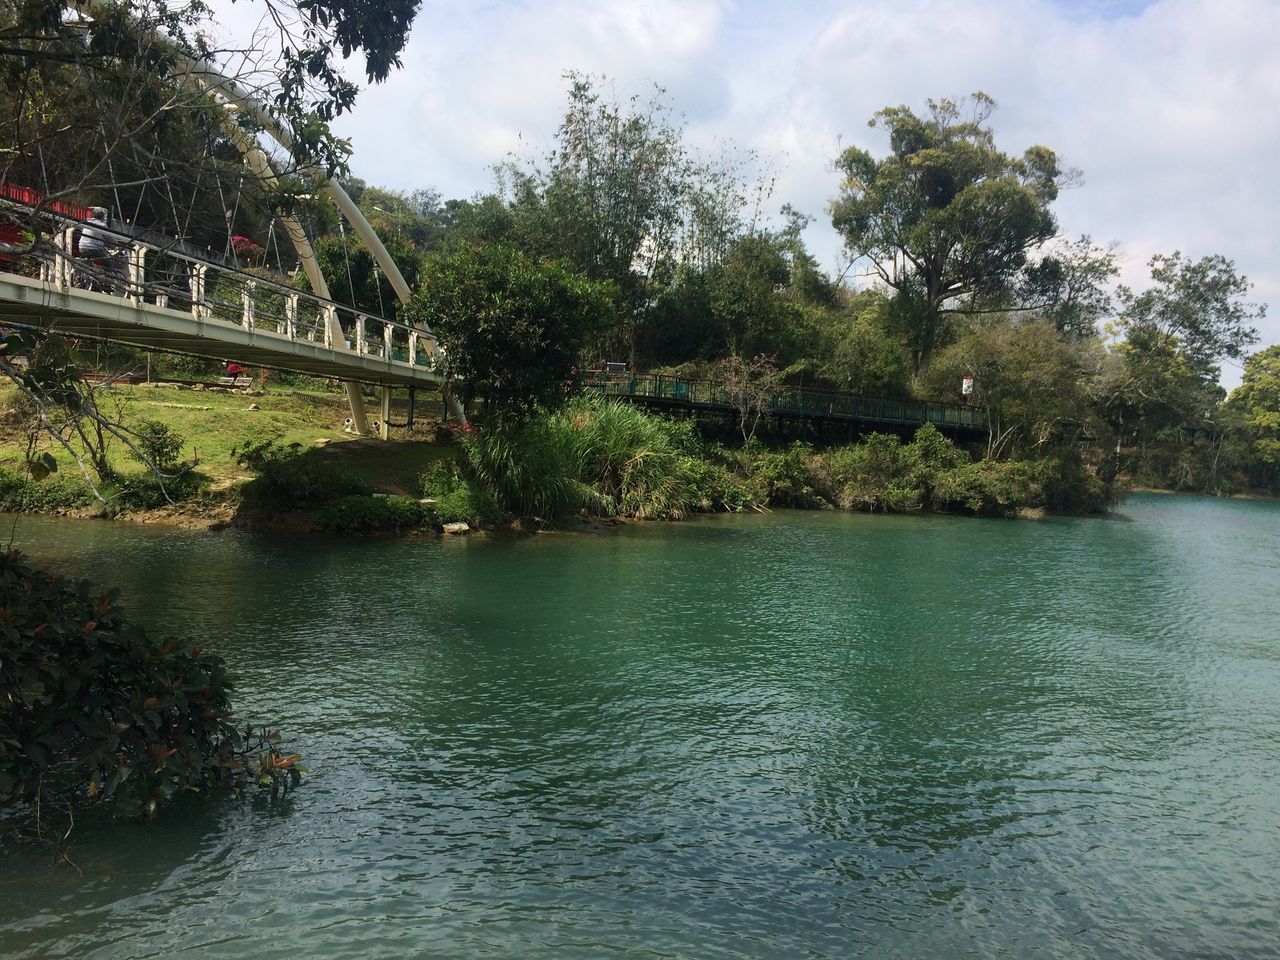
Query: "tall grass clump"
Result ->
[[455, 396, 753, 523], [461, 416, 600, 520], [552, 396, 706, 519]]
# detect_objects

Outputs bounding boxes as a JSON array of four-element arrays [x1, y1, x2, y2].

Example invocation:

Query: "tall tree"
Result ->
[[829, 93, 1063, 377], [1116, 251, 1264, 375], [499, 72, 759, 366], [1225, 345, 1280, 493], [406, 245, 613, 420], [1017, 235, 1118, 341], [927, 318, 1094, 459]]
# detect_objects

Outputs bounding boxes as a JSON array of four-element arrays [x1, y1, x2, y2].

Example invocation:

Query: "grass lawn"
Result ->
[[0, 381, 456, 496]]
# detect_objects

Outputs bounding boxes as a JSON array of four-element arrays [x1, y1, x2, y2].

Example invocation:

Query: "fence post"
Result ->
[[323, 304, 337, 349], [356, 314, 367, 355], [127, 244, 146, 305], [384, 322, 393, 363], [408, 328, 418, 367], [242, 279, 255, 330], [54, 227, 73, 289], [285, 294, 298, 341], [189, 264, 206, 321]]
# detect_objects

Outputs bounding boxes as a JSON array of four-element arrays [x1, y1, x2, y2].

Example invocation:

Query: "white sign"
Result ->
[[961, 375, 974, 396]]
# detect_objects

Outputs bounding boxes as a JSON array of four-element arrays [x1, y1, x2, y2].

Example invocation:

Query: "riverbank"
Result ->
[[0, 383, 1126, 533]]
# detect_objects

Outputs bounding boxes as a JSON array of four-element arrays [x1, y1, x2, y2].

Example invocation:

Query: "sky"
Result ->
[[211, 0, 1279, 388]]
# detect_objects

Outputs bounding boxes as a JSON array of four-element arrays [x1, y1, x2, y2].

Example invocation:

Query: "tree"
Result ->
[[1090, 252, 1265, 487], [716, 353, 779, 445], [4, 0, 421, 175], [830, 93, 1063, 377], [407, 245, 613, 419], [926, 318, 1094, 459], [1017, 235, 1118, 340], [1116, 251, 1264, 375], [821, 292, 912, 397], [312, 228, 422, 320], [357, 186, 450, 249], [1226, 345, 1280, 493], [707, 233, 794, 358], [498, 72, 761, 366]]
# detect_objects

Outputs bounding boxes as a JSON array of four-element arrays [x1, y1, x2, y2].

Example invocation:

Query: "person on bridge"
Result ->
[[78, 207, 112, 259]]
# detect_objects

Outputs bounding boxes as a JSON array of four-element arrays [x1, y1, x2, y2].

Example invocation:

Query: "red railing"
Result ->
[[0, 182, 94, 221]]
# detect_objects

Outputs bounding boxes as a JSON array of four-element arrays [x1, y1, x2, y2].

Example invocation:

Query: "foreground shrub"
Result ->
[[0, 551, 300, 821], [234, 439, 371, 510]]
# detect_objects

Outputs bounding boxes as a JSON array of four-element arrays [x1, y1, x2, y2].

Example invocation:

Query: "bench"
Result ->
[[216, 376, 254, 389]]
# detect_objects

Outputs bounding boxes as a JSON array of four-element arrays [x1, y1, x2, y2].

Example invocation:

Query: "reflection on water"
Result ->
[[2, 494, 1279, 959]]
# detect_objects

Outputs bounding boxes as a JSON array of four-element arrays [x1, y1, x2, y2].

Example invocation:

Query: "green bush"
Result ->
[[1031, 453, 1120, 514], [0, 468, 93, 512], [130, 419, 187, 473], [148, 352, 223, 381], [817, 432, 919, 511], [684, 457, 755, 513], [748, 442, 822, 507], [105, 472, 203, 513], [420, 459, 504, 527], [931, 459, 1040, 515], [811, 425, 1099, 516], [234, 439, 371, 510], [0, 550, 300, 820], [315, 495, 433, 533]]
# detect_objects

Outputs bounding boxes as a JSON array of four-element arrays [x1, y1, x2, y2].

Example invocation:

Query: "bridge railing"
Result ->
[[0, 197, 439, 373], [584, 372, 987, 430]]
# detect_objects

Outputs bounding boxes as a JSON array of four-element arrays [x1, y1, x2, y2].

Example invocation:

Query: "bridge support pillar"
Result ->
[[379, 386, 391, 440]]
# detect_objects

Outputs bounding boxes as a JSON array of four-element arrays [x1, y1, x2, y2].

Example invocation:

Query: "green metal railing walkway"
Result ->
[[585, 372, 987, 434]]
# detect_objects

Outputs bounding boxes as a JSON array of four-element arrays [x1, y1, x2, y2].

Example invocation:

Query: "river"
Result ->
[[2, 494, 1279, 959]]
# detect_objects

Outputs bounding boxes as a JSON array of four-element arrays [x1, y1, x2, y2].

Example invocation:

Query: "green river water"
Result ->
[[1, 493, 1279, 959]]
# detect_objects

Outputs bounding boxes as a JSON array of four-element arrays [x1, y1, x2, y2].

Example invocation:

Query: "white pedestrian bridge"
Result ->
[[0, 200, 444, 391]]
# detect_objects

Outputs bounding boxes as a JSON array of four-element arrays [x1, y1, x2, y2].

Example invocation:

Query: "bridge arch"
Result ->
[[72, 0, 461, 431]]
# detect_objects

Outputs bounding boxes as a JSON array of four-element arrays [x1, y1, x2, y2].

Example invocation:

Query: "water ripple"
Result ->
[[2, 495, 1279, 958]]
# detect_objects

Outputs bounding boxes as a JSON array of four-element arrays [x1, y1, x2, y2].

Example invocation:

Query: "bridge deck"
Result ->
[[0, 273, 442, 387]]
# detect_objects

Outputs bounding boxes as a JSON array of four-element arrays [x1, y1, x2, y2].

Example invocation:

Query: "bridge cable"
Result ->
[[337, 218, 357, 307], [222, 169, 245, 260], [131, 144, 158, 230]]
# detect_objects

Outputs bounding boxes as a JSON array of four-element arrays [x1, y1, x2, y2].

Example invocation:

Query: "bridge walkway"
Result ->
[[585, 373, 987, 436], [0, 198, 443, 389]]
